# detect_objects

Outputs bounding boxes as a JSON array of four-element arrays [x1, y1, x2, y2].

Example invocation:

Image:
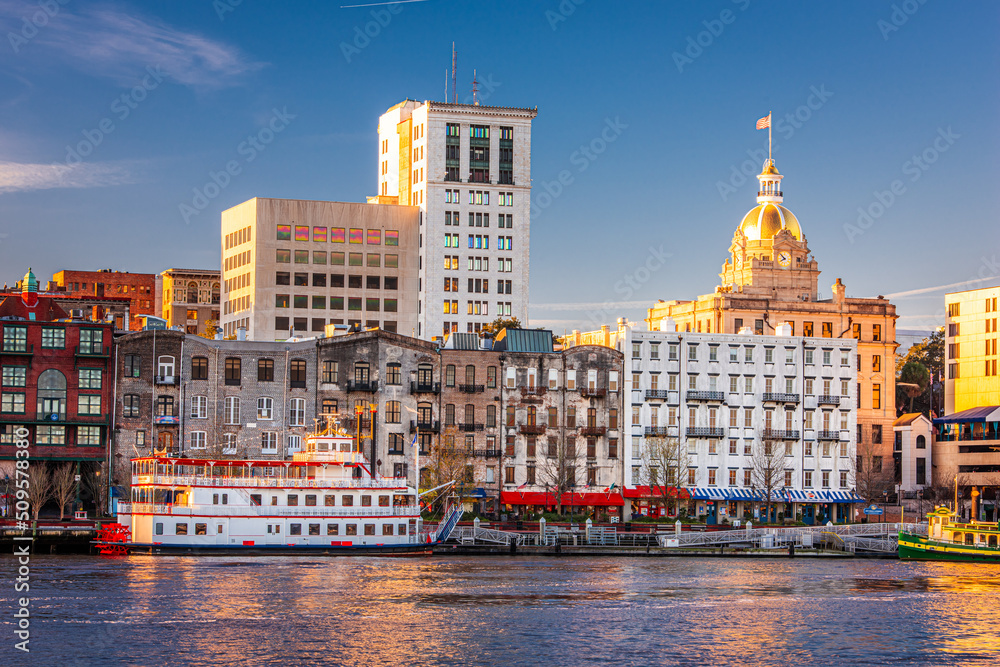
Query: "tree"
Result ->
[[897, 361, 930, 414], [197, 320, 220, 340], [27, 465, 52, 522], [481, 316, 521, 335], [639, 436, 690, 516], [82, 462, 108, 517], [749, 436, 787, 523], [852, 436, 896, 514], [895, 329, 944, 417], [423, 436, 474, 517], [51, 463, 77, 520], [537, 436, 586, 515]]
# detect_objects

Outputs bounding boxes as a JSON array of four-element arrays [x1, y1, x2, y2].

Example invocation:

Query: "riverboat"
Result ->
[[99, 427, 462, 555], [897, 506, 1000, 562]]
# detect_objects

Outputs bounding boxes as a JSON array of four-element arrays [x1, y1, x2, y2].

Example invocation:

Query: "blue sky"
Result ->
[[1, 0, 997, 337]]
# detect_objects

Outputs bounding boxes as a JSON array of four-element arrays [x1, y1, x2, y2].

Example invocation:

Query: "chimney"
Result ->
[[832, 278, 846, 303], [236, 326, 247, 341]]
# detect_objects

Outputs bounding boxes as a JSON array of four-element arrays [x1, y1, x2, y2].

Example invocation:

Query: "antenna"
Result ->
[[451, 42, 457, 104], [472, 68, 479, 106], [444, 68, 448, 102]]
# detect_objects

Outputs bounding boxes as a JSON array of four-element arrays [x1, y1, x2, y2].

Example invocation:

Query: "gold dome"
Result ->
[[761, 163, 780, 175], [739, 203, 802, 241]]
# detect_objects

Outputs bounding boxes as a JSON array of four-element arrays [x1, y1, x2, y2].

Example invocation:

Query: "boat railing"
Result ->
[[133, 475, 407, 490], [119, 502, 420, 518]]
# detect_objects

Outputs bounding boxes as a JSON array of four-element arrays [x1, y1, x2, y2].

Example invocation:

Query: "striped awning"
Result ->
[[686, 488, 867, 503]]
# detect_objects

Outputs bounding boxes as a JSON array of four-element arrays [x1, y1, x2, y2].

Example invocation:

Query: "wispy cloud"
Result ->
[[885, 277, 1000, 299], [530, 300, 653, 312], [1, 3, 262, 87], [0, 160, 138, 193]]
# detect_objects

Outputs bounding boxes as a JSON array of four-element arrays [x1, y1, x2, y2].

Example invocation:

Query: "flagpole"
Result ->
[[768, 111, 772, 162]]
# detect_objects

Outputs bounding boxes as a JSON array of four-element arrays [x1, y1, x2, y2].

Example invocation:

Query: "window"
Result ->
[[1, 392, 26, 414], [872, 384, 881, 410], [261, 432, 277, 452], [79, 329, 103, 354], [225, 358, 241, 385], [386, 400, 401, 424], [290, 360, 307, 388], [256, 397, 273, 420], [873, 324, 882, 342], [224, 397, 240, 425], [872, 355, 881, 373], [75, 393, 100, 415], [41, 328, 66, 349], [290, 398, 305, 426]]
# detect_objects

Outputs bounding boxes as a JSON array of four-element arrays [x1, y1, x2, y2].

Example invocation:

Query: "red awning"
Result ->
[[622, 486, 690, 499], [500, 490, 624, 507]]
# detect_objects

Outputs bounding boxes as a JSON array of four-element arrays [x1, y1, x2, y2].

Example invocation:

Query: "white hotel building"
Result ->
[[375, 101, 536, 340], [618, 320, 862, 524]]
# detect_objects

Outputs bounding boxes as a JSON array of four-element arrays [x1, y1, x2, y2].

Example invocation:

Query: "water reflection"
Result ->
[[9, 555, 1000, 666]]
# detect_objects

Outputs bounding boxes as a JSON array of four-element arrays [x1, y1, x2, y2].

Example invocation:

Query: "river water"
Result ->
[[4, 554, 1000, 666]]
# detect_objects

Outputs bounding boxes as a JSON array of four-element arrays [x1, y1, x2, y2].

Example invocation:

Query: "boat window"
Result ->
[[327, 524, 339, 535], [965, 533, 974, 545], [346, 524, 357, 535], [271, 496, 278, 506], [324, 495, 335, 506], [398, 523, 407, 535], [383, 524, 394, 536], [342, 495, 354, 506], [216, 524, 223, 534], [364, 524, 376, 535], [195, 523, 207, 535], [309, 524, 320, 536], [361, 495, 372, 507], [175, 523, 187, 535], [290, 524, 302, 535], [222, 494, 228, 505], [954, 533, 963, 543], [250, 494, 261, 506], [155, 523, 163, 535], [305, 495, 317, 506], [379, 496, 390, 507], [990, 535, 997, 548], [288, 494, 299, 506], [213, 494, 219, 505]]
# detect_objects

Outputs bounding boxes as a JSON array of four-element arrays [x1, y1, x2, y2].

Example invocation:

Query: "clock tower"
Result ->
[[719, 159, 819, 301]]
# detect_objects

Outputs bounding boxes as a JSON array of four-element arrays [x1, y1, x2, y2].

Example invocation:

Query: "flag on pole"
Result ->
[[410, 433, 418, 449], [756, 114, 771, 130]]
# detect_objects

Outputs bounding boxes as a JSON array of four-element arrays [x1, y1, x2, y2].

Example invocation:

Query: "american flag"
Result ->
[[756, 114, 771, 130]]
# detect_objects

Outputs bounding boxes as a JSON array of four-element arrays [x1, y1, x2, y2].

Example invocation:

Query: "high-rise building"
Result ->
[[219, 198, 420, 341], [944, 285, 1000, 414], [376, 101, 536, 340], [157, 269, 221, 335]]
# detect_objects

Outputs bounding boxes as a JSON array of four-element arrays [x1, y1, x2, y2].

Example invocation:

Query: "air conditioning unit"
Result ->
[[70, 309, 84, 318]]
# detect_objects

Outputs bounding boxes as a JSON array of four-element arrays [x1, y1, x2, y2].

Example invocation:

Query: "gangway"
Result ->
[[660, 522, 926, 553], [449, 524, 526, 546]]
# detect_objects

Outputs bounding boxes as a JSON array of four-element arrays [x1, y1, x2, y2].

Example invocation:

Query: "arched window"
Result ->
[[37, 369, 67, 417], [211, 283, 220, 305], [187, 281, 198, 304], [158, 355, 175, 380], [916, 435, 926, 449]]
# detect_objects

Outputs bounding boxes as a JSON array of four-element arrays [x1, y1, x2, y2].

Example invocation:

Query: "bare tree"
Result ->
[[424, 435, 474, 515], [27, 465, 52, 522], [537, 436, 586, 515], [51, 463, 77, 520], [851, 437, 896, 513], [749, 436, 788, 523], [640, 436, 690, 516], [82, 462, 108, 517]]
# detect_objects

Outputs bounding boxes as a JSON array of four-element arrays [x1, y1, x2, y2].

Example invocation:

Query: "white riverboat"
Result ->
[[105, 428, 461, 555]]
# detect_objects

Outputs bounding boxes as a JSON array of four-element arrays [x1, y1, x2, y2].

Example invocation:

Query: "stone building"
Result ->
[[495, 329, 625, 518], [377, 101, 536, 339], [157, 268, 221, 335]]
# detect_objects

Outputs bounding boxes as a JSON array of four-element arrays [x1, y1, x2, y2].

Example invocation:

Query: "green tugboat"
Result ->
[[898, 497, 1000, 562]]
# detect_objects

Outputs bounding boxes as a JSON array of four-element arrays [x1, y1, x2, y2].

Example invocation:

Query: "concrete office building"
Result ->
[[944, 285, 1000, 414]]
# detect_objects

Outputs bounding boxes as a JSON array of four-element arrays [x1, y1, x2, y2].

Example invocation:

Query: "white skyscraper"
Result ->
[[376, 100, 536, 340]]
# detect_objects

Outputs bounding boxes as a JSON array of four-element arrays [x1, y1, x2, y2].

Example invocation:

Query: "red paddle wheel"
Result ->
[[95, 523, 131, 556]]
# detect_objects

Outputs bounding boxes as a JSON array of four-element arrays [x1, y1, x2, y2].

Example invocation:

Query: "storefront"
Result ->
[[623, 486, 690, 519], [686, 488, 867, 524], [500, 490, 624, 518]]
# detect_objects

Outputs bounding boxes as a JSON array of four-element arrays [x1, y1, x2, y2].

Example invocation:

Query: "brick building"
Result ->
[[49, 269, 156, 331], [1, 269, 114, 481]]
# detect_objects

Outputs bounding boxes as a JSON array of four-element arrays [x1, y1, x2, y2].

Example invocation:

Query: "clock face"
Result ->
[[777, 251, 791, 267]]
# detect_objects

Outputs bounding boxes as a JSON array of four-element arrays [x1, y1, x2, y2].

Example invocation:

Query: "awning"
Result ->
[[687, 487, 757, 502], [500, 490, 624, 507], [685, 488, 868, 503], [934, 406, 1000, 424], [623, 486, 690, 500]]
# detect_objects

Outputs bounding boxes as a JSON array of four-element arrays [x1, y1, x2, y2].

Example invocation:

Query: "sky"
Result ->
[[1, 0, 997, 339]]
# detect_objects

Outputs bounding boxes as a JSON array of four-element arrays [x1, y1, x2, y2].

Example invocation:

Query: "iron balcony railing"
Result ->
[[818, 395, 842, 405], [457, 423, 485, 432], [346, 380, 379, 393], [644, 426, 671, 437], [409, 420, 440, 433], [817, 430, 842, 440], [686, 391, 725, 402], [519, 424, 546, 435], [580, 426, 607, 436], [763, 429, 800, 440], [763, 392, 801, 403], [410, 381, 441, 394], [645, 389, 670, 401], [580, 387, 607, 398], [458, 384, 485, 393], [686, 427, 726, 438]]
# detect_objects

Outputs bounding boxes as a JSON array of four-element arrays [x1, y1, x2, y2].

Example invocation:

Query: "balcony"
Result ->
[[519, 424, 546, 435], [686, 427, 726, 438], [686, 391, 725, 402], [346, 380, 379, 393], [458, 384, 485, 394], [644, 426, 671, 437], [75, 345, 110, 358], [410, 381, 440, 394], [521, 386, 546, 396], [762, 393, 800, 404], [763, 429, 800, 440], [410, 420, 440, 433], [817, 430, 842, 441], [457, 422, 484, 432], [0, 344, 33, 356], [580, 386, 607, 398], [155, 374, 178, 386], [817, 395, 841, 405], [471, 449, 501, 458], [645, 389, 670, 401], [580, 426, 606, 436], [757, 190, 783, 198]]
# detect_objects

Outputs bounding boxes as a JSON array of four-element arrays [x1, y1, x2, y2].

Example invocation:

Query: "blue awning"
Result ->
[[933, 406, 1000, 424], [687, 488, 866, 503]]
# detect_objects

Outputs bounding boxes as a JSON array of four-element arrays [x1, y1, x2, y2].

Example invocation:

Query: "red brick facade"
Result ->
[[50, 269, 156, 331]]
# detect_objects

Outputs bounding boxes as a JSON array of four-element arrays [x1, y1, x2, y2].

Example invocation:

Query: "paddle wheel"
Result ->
[[95, 523, 131, 556]]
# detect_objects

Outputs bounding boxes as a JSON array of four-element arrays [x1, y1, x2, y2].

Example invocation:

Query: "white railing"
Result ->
[[450, 526, 525, 546], [664, 522, 927, 552], [120, 503, 420, 518], [133, 475, 407, 490]]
